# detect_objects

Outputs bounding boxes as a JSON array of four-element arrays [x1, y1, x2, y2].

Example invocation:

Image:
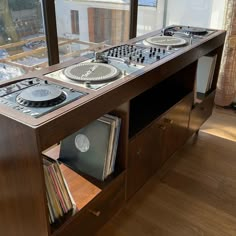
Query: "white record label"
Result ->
[[75, 134, 90, 152]]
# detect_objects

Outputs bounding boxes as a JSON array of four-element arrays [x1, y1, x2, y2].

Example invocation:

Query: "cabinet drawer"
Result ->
[[189, 92, 215, 133], [55, 173, 125, 236]]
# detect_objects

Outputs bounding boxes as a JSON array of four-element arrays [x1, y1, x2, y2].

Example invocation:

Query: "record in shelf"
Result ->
[[59, 114, 121, 181]]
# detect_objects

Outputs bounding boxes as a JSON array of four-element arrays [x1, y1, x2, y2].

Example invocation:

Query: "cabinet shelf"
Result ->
[[51, 170, 125, 236], [43, 144, 125, 235], [49, 163, 101, 234], [43, 144, 124, 190]]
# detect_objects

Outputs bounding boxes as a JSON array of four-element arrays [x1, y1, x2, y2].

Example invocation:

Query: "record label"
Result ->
[[75, 134, 90, 152]]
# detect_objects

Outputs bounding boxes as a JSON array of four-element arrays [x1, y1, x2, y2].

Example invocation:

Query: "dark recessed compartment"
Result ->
[[129, 61, 197, 138]]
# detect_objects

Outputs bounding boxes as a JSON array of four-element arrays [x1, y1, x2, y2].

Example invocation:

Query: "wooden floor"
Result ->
[[97, 108, 236, 236]]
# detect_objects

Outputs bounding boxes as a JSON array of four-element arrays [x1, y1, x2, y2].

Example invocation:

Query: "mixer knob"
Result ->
[[156, 55, 160, 60], [150, 47, 153, 52], [163, 49, 166, 54], [154, 48, 157, 52], [158, 48, 161, 53], [84, 81, 91, 88]]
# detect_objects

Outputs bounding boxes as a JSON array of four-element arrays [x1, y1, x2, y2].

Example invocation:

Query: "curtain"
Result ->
[[215, 0, 236, 106]]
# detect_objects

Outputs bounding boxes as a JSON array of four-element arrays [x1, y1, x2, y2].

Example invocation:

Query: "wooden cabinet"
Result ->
[[0, 28, 226, 236]]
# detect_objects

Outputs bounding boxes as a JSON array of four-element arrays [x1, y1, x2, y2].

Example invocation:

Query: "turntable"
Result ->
[[45, 57, 143, 90], [63, 62, 121, 84], [135, 25, 216, 58], [0, 78, 87, 118], [163, 26, 210, 37], [145, 35, 187, 48]]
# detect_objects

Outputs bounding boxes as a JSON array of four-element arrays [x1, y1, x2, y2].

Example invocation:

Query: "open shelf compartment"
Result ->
[[129, 61, 197, 138]]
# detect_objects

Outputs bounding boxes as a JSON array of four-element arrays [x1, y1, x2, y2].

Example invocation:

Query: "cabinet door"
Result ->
[[127, 119, 164, 198], [189, 91, 215, 134], [162, 93, 192, 162]]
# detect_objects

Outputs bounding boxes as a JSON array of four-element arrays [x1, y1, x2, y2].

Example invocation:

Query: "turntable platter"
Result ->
[[64, 63, 121, 84], [181, 26, 208, 35], [145, 36, 187, 47], [16, 85, 66, 107], [163, 26, 208, 36]]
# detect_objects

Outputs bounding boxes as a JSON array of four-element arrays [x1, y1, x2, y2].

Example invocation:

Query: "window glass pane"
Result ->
[[165, 0, 227, 29], [138, 0, 157, 7], [55, 0, 130, 63], [137, 0, 164, 36], [0, 0, 48, 81]]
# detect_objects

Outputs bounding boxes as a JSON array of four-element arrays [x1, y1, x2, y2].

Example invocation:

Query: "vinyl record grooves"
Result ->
[[145, 36, 187, 47], [63, 63, 121, 84], [181, 26, 208, 35]]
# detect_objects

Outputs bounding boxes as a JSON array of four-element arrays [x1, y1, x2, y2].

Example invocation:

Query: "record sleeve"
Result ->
[[103, 114, 121, 174], [59, 118, 112, 181]]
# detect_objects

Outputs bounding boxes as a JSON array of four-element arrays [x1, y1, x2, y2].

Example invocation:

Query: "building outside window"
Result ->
[[71, 10, 80, 35], [55, 0, 130, 63]]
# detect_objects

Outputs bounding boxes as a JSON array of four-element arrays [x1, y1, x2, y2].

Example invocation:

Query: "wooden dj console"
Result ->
[[0, 26, 226, 236]]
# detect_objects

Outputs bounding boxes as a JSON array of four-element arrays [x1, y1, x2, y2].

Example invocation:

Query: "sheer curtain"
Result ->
[[215, 0, 236, 106]]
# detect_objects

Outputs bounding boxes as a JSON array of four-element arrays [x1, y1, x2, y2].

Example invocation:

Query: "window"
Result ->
[[138, 0, 157, 7], [0, 0, 48, 81], [165, 0, 226, 29], [137, 0, 164, 36], [55, 0, 130, 63]]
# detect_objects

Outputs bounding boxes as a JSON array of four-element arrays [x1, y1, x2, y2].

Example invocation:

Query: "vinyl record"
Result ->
[[63, 63, 121, 84], [145, 36, 187, 47], [59, 118, 112, 181]]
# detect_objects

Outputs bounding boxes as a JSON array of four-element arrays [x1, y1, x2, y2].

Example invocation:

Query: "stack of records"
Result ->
[[43, 157, 76, 224], [59, 114, 121, 181]]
